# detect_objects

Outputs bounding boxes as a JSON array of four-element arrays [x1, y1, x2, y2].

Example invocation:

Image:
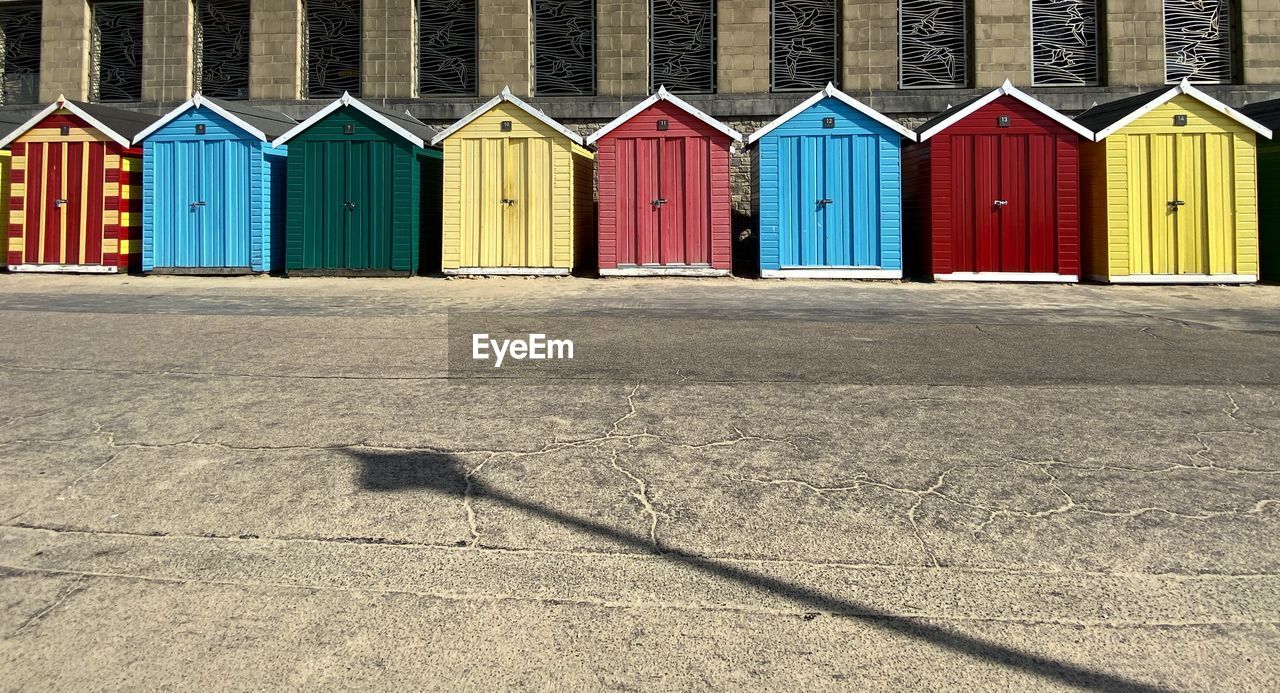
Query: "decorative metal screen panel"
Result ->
[[1031, 0, 1098, 86], [771, 0, 838, 92], [899, 0, 967, 88], [90, 1, 143, 102], [650, 0, 716, 93], [0, 2, 40, 105], [194, 0, 251, 99], [533, 0, 595, 96], [1164, 0, 1233, 84], [305, 0, 362, 98], [419, 0, 477, 95]]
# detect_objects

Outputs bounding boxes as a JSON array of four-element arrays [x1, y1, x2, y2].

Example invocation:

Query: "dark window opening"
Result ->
[[91, 1, 143, 102], [195, 0, 252, 99], [771, 0, 839, 92], [650, 0, 716, 94], [305, 0, 362, 98], [419, 0, 478, 95], [533, 0, 596, 96], [0, 2, 40, 105]]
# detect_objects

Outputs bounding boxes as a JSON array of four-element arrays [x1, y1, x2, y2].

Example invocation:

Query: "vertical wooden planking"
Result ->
[[613, 138, 633, 266], [41, 142, 62, 263], [479, 137, 501, 267], [65, 142, 83, 264], [801, 136, 821, 265], [661, 137, 686, 264], [853, 134, 877, 267], [999, 134, 1027, 272], [635, 138, 660, 264], [684, 137, 707, 265], [949, 137, 972, 272], [777, 136, 796, 266], [527, 137, 552, 267], [831, 135, 849, 266], [85, 143, 104, 265], [1026, 135, 1056, 273], [501, 138, 525, 267], [973, 135, 1001, 273]]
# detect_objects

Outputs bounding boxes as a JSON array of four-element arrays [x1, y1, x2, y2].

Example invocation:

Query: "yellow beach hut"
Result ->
[[431, 87, 595, 275], [1076, 79, 1272, 283]]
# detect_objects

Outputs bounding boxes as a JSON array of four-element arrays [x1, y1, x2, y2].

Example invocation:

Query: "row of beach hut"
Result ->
[[1, 81, 1278, 283]]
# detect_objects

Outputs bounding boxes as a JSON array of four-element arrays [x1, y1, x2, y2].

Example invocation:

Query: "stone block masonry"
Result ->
[[39, 0, 90, 101], [362, 0, 416, 98], [143, 0, 194, 103], [250, 0, 303, 100]]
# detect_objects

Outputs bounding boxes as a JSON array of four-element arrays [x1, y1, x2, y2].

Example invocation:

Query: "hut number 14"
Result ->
[[472, 333, 575, 367]]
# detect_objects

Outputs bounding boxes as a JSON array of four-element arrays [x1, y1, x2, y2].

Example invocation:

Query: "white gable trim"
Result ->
[[585, 86, 742, 145], [917, 80, 1094, 142], [133, 93, 280, 144], [431, 86, 585, 146], [1090, 79, 1272, 141], [271, 92, 427, 148], [0, 96, 135, 148], [746, 83, 916, 145]]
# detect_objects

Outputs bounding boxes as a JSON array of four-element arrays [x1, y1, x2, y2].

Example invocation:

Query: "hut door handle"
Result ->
[[1168, 199, 1185, 209], [190, 201, 206, 209], [818, 198, 833, 206], [501, 198, 516, 206], [54, 198, 67, 208], [652, 198, 667, 207], [993, 199, 1008, 208], [344, 201, 357, 211]]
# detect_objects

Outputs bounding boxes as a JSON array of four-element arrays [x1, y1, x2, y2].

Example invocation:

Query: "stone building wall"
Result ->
[[142, 0, 194, 102], [250, 0, 303, 100]]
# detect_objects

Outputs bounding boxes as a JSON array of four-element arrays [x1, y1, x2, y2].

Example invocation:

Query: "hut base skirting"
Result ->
[[1086, 273, 1258, 285], [601, 266, 730, 277], [8, 264, 119, 274], [445, 268, 571, 276], [285, 270, 413, 277], [934, 272, 1077, 283], [762, 268, 902, 280], [148, 267, 257, 276]]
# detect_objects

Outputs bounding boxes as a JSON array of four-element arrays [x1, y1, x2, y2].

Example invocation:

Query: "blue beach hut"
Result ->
[[748, 84, 916, 278], [133, 94, 295, 273]]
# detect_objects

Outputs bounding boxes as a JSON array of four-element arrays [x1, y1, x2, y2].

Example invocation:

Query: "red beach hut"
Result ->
[[904, 81, 1094, 282], [587, 87, 742, 276]]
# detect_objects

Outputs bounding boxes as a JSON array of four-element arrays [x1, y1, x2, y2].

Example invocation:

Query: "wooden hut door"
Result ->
[[952, 134, 1058, 274], [471, 137, 552, 268], [192, 140, 252, 268], [780, 135, 879, 268], [1127, 133, 1225, 275], [620, 137, 711, 266], [22, 141, 101, 266]]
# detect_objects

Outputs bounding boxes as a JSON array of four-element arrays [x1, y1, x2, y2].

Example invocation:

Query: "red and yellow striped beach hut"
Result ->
[[0, 97, 153, 272]]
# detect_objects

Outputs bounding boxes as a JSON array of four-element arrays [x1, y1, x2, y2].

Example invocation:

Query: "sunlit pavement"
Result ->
[[1, 275, 1278, 690]]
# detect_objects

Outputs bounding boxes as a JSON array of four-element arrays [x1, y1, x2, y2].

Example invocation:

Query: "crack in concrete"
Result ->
[[461, 454, 496, 548], [7, 573, 86, 639], [606, 445, 664, 553], [610, 382, 641, 435], [7, 562, 1274, 628], [1140, 327, 1176, 347], [0, 362, 452, 382], [1223, 392, 1267, 435], [731, 455, 1280, 549], [973, 324, 999, 345], [729, 468, 971, 567], [9, 523, 1280, 580]]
